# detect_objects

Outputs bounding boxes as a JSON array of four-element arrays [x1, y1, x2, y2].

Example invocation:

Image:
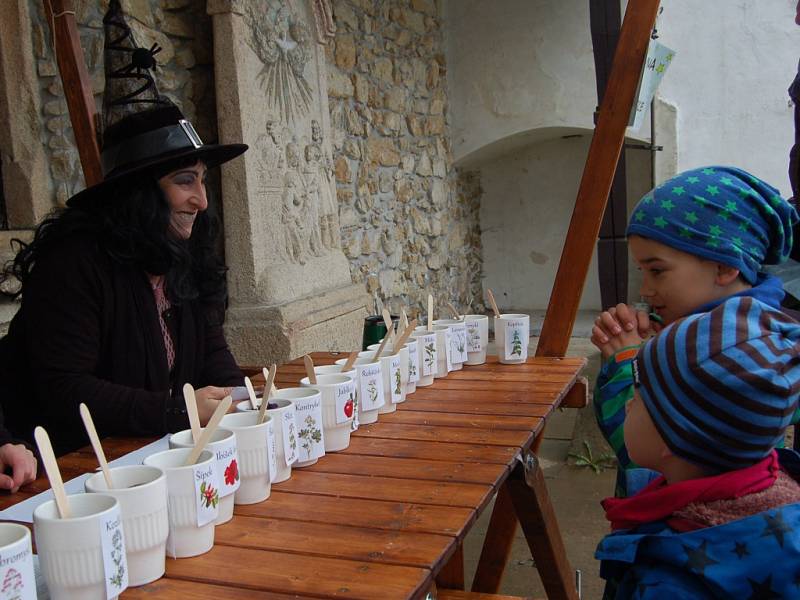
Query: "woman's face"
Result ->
[[158, 162, 208, 240]]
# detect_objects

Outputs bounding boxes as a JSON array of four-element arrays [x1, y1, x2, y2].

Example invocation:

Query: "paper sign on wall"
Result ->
[[294, 397, 325, 461], [629, 39, 675, 131]]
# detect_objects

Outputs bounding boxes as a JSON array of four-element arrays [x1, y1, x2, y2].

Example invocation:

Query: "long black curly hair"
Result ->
[[1, 157, 228, 310]]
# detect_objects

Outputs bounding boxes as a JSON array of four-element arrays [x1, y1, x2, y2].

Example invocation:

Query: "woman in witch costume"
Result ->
[[0, 2, 248, 456]]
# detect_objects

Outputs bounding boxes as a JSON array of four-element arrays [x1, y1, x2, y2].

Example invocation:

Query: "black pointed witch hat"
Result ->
[[68, 0, 247, 207]]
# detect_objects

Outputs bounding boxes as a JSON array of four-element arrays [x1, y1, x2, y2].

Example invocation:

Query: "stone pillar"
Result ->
[[208, 0, 367, 365]]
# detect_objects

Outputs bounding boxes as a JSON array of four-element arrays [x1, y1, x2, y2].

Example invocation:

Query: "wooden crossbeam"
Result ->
[[536, 0, 661, 358], [43, 0, 102, 186]]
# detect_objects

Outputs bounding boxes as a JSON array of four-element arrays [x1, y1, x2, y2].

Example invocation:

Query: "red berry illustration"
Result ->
[[344, 396, 354, 418]]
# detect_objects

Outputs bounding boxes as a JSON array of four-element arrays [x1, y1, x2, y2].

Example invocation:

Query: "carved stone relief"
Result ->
[[243, 0, 341, 266]]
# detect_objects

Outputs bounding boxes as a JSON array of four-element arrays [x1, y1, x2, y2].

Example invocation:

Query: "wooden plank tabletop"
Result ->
[[1, 353, 585, 600]]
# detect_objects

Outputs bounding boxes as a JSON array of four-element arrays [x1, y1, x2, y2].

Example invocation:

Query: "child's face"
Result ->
[[629, 235, 727, 324], [624, 389, 667, 471]]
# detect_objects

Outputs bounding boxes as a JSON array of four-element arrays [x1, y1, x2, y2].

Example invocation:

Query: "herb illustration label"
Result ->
[[406, 340, 419, 382], [0, 531, 35, 600], [358, 363, 384, 411], [445, 329, 454, 371], [266, 419, 278, 480], [99, 505, 129, 598], [466, 319, 483, 352], [420, 333, 437, 376], [295, 397, 325, 460], [504, 319, 528, 360], [390, 355, 403, 403], [450, 323, 468, 363], [282, 409, 298, 467], [193, 461, 220, 527], [335, 379, 357, 425]]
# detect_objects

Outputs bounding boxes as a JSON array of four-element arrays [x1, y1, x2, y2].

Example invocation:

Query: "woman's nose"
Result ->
[[191, 181, 208, 211]]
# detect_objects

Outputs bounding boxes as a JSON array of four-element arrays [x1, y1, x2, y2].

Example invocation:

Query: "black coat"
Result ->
[[0, 237, 243, 456]]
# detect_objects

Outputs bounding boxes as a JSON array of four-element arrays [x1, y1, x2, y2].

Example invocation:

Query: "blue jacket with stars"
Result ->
[[595, 449, 800, 599]]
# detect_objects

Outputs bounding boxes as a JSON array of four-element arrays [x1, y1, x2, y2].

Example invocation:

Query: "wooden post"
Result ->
[[536, 0, 660, 358], [43, 0, 102, 186]]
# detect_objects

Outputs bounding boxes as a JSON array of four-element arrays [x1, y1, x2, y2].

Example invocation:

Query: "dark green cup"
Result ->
[[362, 314, 399, 350]]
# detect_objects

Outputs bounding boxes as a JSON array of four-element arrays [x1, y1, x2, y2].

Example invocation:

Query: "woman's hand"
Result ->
[[194, 386, 237, 425], [0, 443, 37, 493]]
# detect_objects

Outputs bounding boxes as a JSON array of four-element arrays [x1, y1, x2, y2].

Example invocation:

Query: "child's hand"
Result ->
[[591, 304, 651, 359]]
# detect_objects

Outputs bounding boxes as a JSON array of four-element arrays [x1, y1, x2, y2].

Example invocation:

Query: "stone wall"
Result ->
[[28, 0, 217, 207], [326, 0, 484, 317]]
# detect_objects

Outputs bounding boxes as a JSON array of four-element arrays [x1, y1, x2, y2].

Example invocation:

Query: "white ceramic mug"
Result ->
[[169, 428, 238, 525], [338, 356, 383, 424], [85, 465, 168, 587], [143, 448, 217, 558], [236, 398, 297, 483], [0, 523, 36, 600], [495, 313, 530, 364], [300, 373, 356, 451], [34, 493, 128, 599], [218, 412, 272, 503], [272, 387, 324, 467], [432, 324, 451, 377], [411, 329, 438, 386], [463, 314, 489, 365]]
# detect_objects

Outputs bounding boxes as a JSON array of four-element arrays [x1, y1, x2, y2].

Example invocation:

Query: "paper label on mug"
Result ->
[[504, 320, 528, 360], [466, 319, 482, 352], [335, 379, 357, 425], [193, 461, 220, 527], [407, 341, 419, 383], [215, 436, 240, 497], [99, 503, 128, 598], [0, 530, 36, 600], [266, 420, 278, 481], [282, 409, 298, 467], [350, 387, 360, 432], [450, 324, 468, 363], [445, 330, 454, 371], [390, 356, 403, 403], [294, 397, 325, 461], [358, 363, 384, 411], [420, 334, 437, 376]]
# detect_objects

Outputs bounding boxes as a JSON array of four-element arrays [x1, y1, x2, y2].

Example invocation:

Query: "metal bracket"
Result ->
[[624, 142, 663, 152]]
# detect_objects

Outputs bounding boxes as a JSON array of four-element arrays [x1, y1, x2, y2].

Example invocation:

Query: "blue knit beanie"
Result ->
[[632, 296, 800, 472], [627, 166, 798, 284]]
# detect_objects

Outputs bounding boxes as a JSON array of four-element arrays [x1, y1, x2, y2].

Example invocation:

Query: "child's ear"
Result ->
[[715, 263, 742, 286], [660, 444, 673, 459]]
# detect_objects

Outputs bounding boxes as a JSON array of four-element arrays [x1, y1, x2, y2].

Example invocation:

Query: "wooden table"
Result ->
[[0, 353, 586, 600]]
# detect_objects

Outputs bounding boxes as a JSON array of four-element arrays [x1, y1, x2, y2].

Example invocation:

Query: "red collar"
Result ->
[[603, 451, 780, 531]]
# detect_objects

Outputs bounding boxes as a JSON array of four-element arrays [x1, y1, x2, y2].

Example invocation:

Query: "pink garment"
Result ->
[[150, 277, 175, 371]]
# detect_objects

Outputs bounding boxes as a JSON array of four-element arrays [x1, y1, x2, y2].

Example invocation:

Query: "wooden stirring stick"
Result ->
[[371, 331, 391, 361], [183, 396, 232, 466], [486, 289, 501, 318], [400, 308, 409, 330], [446, 301, 461, 320], [304, 355, 317, 384], [257, 364, 277, 425], [381, 308, 394, 343], [79, 404, 114, 490], [244, 376, 259, 410], [34, 427, 71, 518], [392, 319, 418, 354], [342, 350, 359, 371], [427, 294, 434, 330], [262, 367, 279, 396], [183, 383, 201, 443]]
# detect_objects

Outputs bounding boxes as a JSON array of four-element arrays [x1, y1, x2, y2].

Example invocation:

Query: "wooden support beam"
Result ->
[[43, 0, 102, 187], [471, 482, 516, 593], [436, 543, 465, 591], [536, 0, 660, 358], [560, 377, 588, 409]]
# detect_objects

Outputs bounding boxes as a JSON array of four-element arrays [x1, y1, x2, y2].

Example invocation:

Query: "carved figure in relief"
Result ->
[[304, 120, 340, 249], [243, 0, 313, 124]]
